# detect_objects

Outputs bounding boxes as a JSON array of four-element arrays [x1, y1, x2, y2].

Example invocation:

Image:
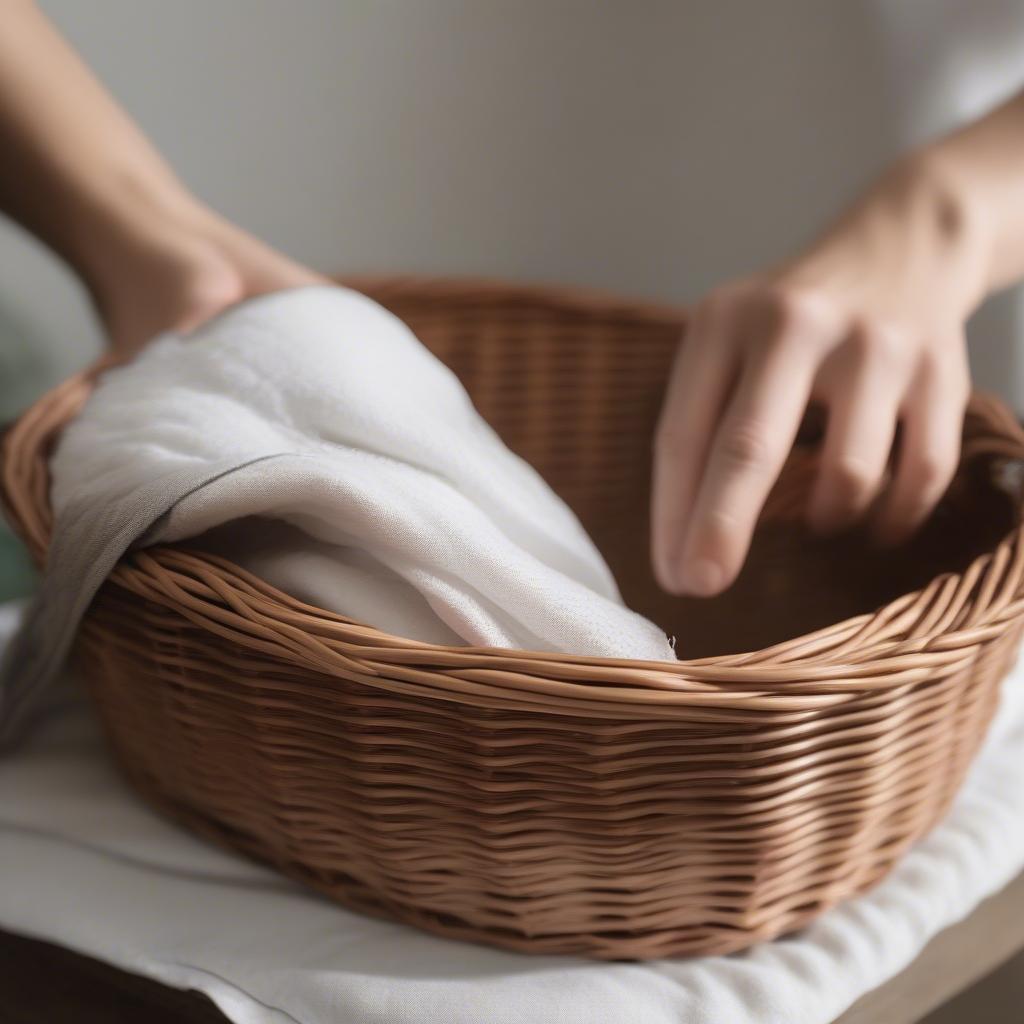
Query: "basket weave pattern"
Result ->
[[5, 277, 1024, 960]]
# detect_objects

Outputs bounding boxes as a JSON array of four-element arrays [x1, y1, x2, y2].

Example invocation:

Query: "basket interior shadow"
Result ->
[[620, 437, 1019, 661], [364, 278, 1021, 661]]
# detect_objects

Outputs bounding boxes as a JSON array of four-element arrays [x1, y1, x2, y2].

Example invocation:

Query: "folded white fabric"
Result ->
[[54, 283, 671, 656], [2, 599, 1023, 1024], [0, 285, 673, 744]]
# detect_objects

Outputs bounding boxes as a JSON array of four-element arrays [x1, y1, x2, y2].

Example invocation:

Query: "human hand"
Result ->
[[0, 1, 326, 357], [652, 156, 987, 597], [82, 197, 327, 354]]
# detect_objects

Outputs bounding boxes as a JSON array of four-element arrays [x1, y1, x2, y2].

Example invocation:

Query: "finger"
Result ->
[[807, 327, 906, 534], [872, 349, 968, 544], [676, 336, 817, 596], [651, 300, 740, 592]]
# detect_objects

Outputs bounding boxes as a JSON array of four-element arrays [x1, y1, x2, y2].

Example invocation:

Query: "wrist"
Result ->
[[55, 161, 204, 296], [56, 171, 246, 353], [895, 146, 994, 315]]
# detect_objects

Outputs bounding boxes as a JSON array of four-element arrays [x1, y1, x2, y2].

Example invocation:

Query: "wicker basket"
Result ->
[[5, 276, 1024, 961]]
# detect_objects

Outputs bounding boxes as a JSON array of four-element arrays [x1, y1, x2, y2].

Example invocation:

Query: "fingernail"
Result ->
[[680, 558, 724, 597]]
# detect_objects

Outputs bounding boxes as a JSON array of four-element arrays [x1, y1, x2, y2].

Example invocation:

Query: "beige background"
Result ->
[[1, 0, 1023, 404], [2, 4, 1024, 1016]]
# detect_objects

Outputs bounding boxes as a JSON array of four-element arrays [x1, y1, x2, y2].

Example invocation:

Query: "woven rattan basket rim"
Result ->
[[4, 276, 1024, 707]]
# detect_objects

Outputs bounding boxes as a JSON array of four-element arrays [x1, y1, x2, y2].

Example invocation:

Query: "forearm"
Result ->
[[0, 0, 194, 291], [0, 1, 319, 353]]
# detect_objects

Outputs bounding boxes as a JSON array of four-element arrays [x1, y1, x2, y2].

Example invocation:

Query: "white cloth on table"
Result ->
[[2, 600, 1023, 1024]]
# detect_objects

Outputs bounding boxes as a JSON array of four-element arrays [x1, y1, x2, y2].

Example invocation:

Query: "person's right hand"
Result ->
[[651, 155, 986, 598], [0, 0, 326, 357], [84, 198, 327, 355]]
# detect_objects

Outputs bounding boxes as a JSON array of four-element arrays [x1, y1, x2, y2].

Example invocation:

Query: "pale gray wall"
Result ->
[[1, 1, 1021, 403]]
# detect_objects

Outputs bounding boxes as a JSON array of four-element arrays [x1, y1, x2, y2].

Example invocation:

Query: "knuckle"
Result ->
[[772, 286, 815, 329], [719, 421, 774, 470], [847, 319, 907, 368], [760, 284, 834, 338], [830, 455, 877, 503], [703, 507, 744, 539], [911, 447, 957, 494]]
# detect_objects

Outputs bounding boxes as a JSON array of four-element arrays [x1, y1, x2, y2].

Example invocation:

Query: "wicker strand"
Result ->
[[3, 275, 1024, 960]]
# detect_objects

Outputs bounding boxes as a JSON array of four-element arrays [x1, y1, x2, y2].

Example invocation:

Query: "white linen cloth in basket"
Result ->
[[2, 600, 1024, 1024], [0, 284, 672, 746]]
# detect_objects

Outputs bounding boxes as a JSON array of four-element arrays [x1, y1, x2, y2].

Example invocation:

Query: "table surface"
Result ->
[[836, 869, 1024, 1023], [3, 871, 1023, 1024]]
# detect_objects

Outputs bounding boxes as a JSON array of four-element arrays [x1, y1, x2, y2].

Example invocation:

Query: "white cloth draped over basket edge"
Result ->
[[0, 284, 674, 745]]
